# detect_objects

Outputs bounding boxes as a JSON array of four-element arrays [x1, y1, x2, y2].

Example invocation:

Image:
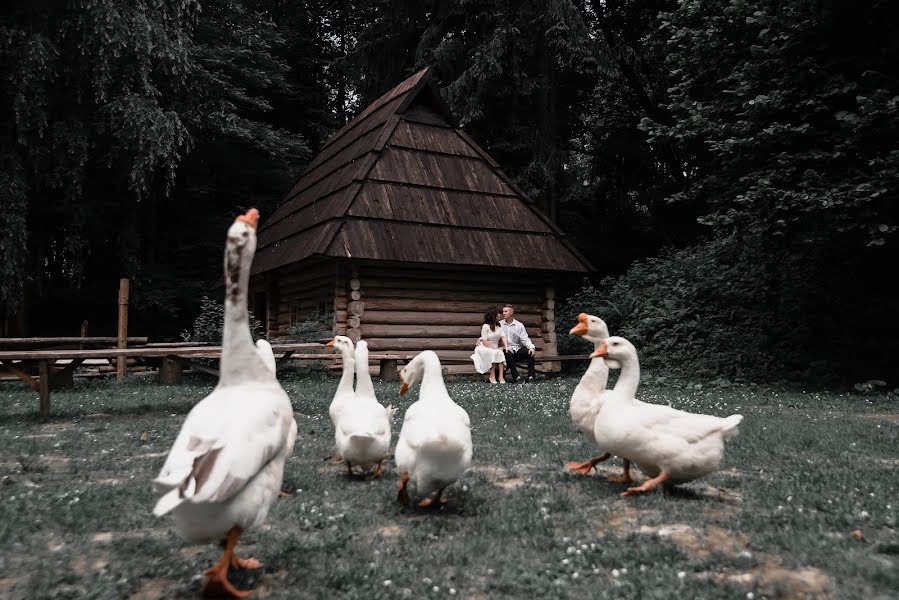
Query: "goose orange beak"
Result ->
[[569, 312, 589, 336], [236, 208, 260, 230], [590, 340, 608, 359], [326, 339, 335, 347], [400, 382, 409, 396]]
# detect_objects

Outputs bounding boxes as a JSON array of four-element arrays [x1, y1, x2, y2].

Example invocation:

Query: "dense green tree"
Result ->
[[602, 0, 899, 380], [0, 0, 307, 336]]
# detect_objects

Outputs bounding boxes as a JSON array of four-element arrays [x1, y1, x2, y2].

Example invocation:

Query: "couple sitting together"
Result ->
[[470, 304, 536, 384]]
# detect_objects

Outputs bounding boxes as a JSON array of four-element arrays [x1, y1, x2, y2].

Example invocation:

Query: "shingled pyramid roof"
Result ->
[[252, 67, 592, 275]]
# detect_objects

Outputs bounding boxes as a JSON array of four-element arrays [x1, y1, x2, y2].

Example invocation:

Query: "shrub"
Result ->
[[282, 311, 333, 343], [180, 296, 265, 344], [557, 236, 787, 381]]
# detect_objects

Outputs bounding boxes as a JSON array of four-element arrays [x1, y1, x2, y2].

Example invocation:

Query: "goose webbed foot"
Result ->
[[418, 487, 448, 508], [566, 452, 611, 475], [201, 526, 256, 598], [622, 471, 669, 497]]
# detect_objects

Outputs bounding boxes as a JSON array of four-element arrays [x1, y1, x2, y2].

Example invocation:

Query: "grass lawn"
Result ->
[[0, 371, 897, 599]]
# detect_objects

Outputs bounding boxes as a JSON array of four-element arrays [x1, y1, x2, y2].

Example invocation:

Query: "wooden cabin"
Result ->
[[248, 67, 592, 375]]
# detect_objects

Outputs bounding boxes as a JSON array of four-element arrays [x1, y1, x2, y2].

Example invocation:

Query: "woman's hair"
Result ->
[[483, 306, 500, 331]]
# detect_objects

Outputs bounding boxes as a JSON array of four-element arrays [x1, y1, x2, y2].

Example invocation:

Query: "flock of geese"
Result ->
[[151, 210, 744, 597]]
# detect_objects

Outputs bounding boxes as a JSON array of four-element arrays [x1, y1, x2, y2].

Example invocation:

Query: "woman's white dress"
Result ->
[[471, 324, 506, 374]]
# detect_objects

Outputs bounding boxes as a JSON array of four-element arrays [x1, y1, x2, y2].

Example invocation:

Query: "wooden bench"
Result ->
[[357, 352, 591, 380], [0, 343, 323, 419], [0, 344, 593, 419]]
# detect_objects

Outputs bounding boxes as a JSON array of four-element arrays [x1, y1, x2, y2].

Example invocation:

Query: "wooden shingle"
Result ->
[[252, 66, 592, 276]]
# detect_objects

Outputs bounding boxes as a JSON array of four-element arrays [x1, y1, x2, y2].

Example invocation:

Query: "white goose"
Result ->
[[152, 209, 298, 598], [325, 335, 355, 464], [567, 313, 632, 482], [591, 336, 743, 496], [326, 335, 355, 425], [334, 340, 394, 477], [395, 351, 472, 507]]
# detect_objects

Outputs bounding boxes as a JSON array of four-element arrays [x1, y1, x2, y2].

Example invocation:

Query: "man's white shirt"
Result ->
[[500, 319, 535, 352]]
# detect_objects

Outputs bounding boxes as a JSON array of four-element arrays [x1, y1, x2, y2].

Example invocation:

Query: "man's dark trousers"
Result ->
[[504, 347, 535, 381]]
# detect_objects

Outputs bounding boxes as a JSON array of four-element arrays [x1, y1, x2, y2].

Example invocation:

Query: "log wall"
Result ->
[[342, 261, 559, 376], [249, 260, 338, 339], [253, 259, 561, 377]]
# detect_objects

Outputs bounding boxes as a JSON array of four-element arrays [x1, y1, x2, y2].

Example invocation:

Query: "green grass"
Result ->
[[0, 372, 897, 599]]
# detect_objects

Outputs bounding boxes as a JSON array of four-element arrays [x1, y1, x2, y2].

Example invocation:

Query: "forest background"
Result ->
[[2, 0, 896, 385]]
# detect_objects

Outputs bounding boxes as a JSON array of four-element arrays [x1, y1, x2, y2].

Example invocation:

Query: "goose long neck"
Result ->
[[578, 356, 608, 390], [612, 352, 640, 400], [355, 346, 374, 398], [419, 355, 449, 400], [337, 348, 355, 395], [219, 243, 266, 386]]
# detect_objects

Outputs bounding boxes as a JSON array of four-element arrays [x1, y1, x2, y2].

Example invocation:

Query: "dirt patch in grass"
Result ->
[[92, 529, 170, 543], [494, 477, 527, 490], [469, 463, 542, 491], [639, 523, 751, 559], [636, 522, 834, 598], [376, 524, 404, 537], [127, 578, 179, 600], [594, 505, 664, 536], [132, 451, 169, 460], [714, 565, 833, 599], [70, 551, 110, 573]]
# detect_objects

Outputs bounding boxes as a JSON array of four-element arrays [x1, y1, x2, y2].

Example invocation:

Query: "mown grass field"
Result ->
[[0, 371, 897, 599]]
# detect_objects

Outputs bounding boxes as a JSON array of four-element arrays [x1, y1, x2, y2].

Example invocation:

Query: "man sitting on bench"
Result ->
[[500, 304, 536, 383]]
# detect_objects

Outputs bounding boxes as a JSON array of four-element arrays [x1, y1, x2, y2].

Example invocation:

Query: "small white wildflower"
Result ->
[[422, 577, 432, 584], [677, 571, 686, 579], [612, 569, 620, 578], [383, 580, 392, 587], [449, 589, 456, 596], [561, 559, 570, 565]]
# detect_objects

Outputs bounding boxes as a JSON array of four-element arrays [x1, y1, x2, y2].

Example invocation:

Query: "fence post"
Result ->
[[117, 278, 129, 380]]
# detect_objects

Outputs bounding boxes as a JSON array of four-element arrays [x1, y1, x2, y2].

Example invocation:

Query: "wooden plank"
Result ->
[[362, 298, 543, 313], [51, 358, 84, 389], [360, 323, 542, 339], [117, 278, 129, 380], [39, 360, 50, 419], [361, 310, 541, 327], [360, 264, 550, 284], [0, 337, 148, 348], [364, 338, 543, 351], [362, 276, 543, 295], [0, 359, 40, 390], [0, 343, 324, 361], [389, 120, 480, 157], [359, 288, 542, 304]]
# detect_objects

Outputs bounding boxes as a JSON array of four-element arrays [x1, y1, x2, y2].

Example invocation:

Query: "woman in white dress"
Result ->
[[470, 307, 510, 383]]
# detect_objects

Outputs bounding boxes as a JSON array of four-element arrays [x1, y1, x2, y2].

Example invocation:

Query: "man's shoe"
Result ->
[[526, 376, 535, 383]]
